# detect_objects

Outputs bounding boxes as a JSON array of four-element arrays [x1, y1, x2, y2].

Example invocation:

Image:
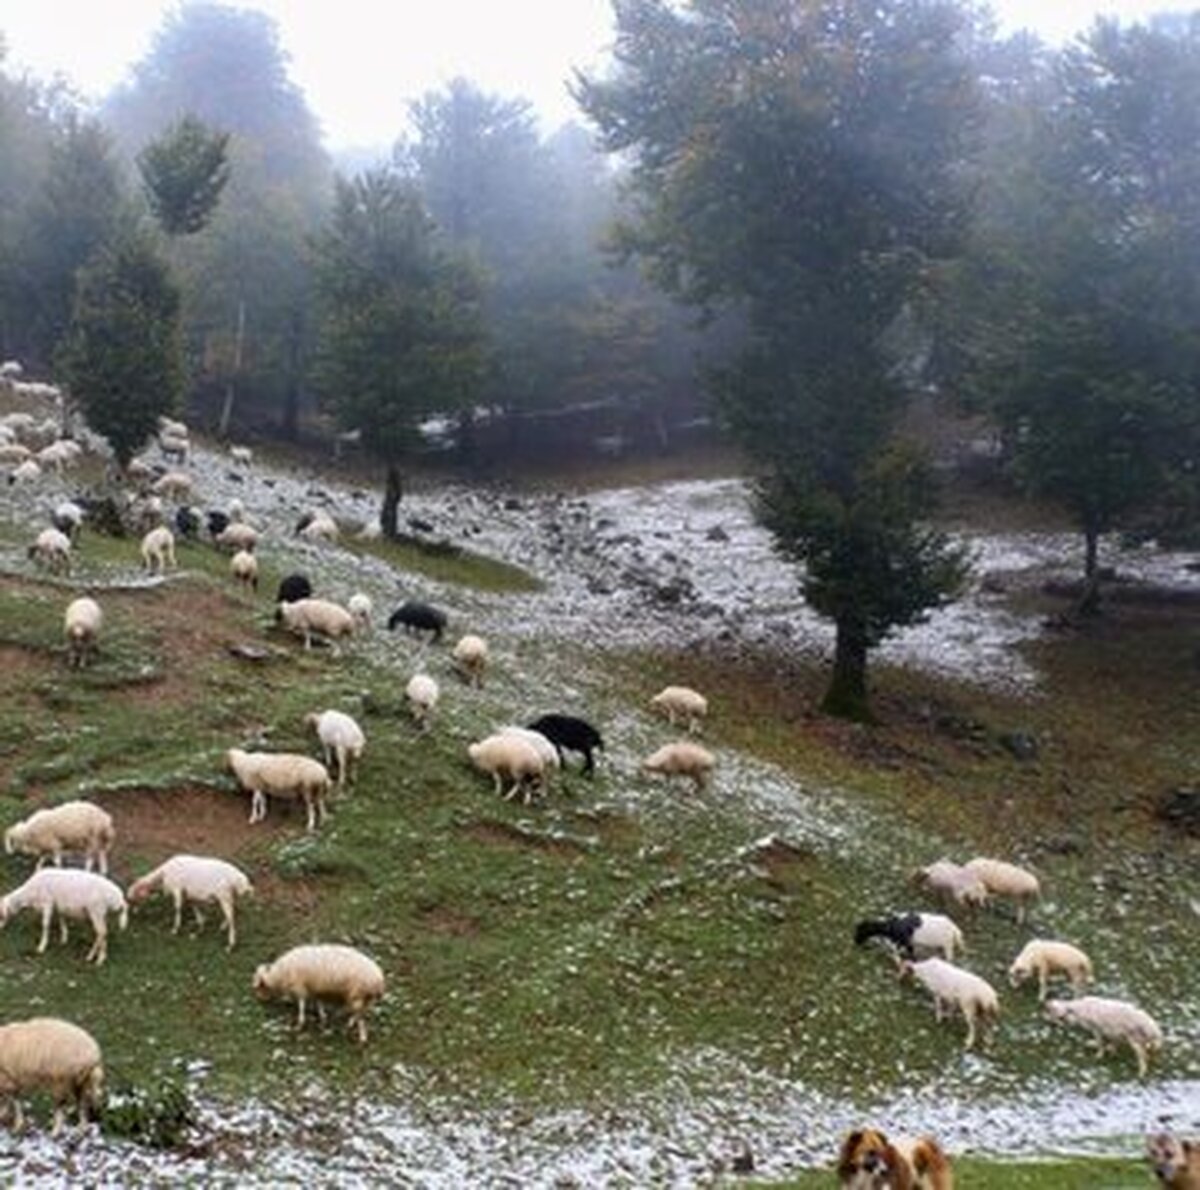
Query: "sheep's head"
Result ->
[[127, 878, 153, 905], [895, 959, 915, 984], [1043, 999, 1072, 1023], [1008, 959, 1031, 988], [302, 712, 321, 734], [3, 824, 25, 855], [252, 966, 273, 999]]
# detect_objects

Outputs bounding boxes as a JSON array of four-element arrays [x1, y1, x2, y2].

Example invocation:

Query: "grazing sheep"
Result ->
[[4, 801, 114, 875], [0, 1018, 104, 1135], [451, 633, 489, 687], [404, 673, 439, 731], [174, 505, 202, 539], [0, 443, 32, 465], [0, 868, 127, 965], [468, 733, 545, 803], [650, 685, 708, 733], [140, 525, 176, 574], [526, 714, 605, 776], [347, 592, 373, 630], [27, 527, 72, 575], [151, 470, 192, 501], [276, 573, 313, 604], [63, 597, 102, 669], [276, 598, 355, 651], [386, 600, 447, 642], [158, 416, 188, 439], [0, 360, 22, 380], [229, 444, 253, 467], [296, 510, 339, 543], [230, 549, 258, 592], [854, 912, 964, 962], [497, 727, 560, 779], [215, 522, 259, 553], [37, 440, 79, 473], [1044, 996, 1163, 1078], [51, 501, 85, 540], [1145, 1133, 1200, 1189], [963, 857, 1041, 923], [912, 860, 989, 911], [226, 748, 331, 831], [642, 741, 715, 793], [253, 943, 385, 1044], [1008, 940, 1094, 1001], [898, 957, 1000, 1050], [128, 855, 253, 949], [206, 509, 230, 539], [9, 458, 41, 485], [303, 710, 365, 790]]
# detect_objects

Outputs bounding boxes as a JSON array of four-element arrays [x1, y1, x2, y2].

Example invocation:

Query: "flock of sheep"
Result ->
[[854, 857, 1165, 1077]]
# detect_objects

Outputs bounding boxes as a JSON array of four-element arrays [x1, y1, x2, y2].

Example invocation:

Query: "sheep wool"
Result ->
[[452, 634, 489, 688], [1045, 996, 1163, 1078], [253, 944, 385, 1044], [650, 685, 709, 732], [63, 597, 102, 669], [641, 741, 715, 793], [963, 857, 1041, 923], [348, 592, 373, 629], [227, 748, 331, 831], [1009, 940, 1094, 1001], [129, 855, 253, 949], [4, 800, 114, 875], [230, 549, 259, 592], [0, 868, 128, 966], [303, 710, 366, 790], [405, 673, 440, 731], [140, 525, 176, 574], [28, 527, 72, 574], [468, 734, 544, 803], [0, 1018, 104, 1135], [900, 957, 1000, 1050], [277, 598, 355, 651]]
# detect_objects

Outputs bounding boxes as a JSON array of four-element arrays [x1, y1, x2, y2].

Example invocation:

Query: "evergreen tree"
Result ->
[[137, 114, 231, 236]]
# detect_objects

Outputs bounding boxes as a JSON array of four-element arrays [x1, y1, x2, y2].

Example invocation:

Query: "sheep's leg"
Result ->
[[10, 1100, 23, 1133], [1038, 970, 1048, 1002], [172, 891, 184, 933], [51, 1103, 65, 1137], [38, 907, 53, 954], [295, 997, 307, 1031], [1016, 901, 1027, 925], [315, 1002, 328, 1028], [218, 895, 236, 949], [932, 996, 945, 1022], [964, 1008, 977, 1050], [58, 915, 70, 946], [192, 904, 206, 929], [98, 848, 108, 877], [492, 772, 503, 797], [89, 918, 107, 965], [1131, 1041, 1148, 1078]]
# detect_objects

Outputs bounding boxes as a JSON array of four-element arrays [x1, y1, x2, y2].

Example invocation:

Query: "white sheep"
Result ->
[[298, 510, 339, 543], [405, 673, 439, 731], [157, 416, 189, 439], [0, 1017, 104, 1135], [230, 549, 258, 592], [899, 957, 1000, 1050], [1009, 940, 1094, 1001], [36, 440, 79, 473], [9, 458, 41, 484], [912, 860, 989, 911], [452, 634, 489, 688], [229, 444, 253, 467], [963, 857, 1041, 923], [51, 500, 84, 539], [277, 598, 355, 651], [641, 741, 715, 793], [0, 360, 22, 380], [468, 733, 545, 803], [129, 855, 253, 949], [253, 943, 385, 1043], [63, 597, 103, 669], [0, 443, 32, 464], [497, 726, 560, 782], [150, 470, 192, 501], [303, 710, 365, 790], [1045, 995, 1163, 1077], [650, 685, 708, 733], [27, 527, 72, 575], [0, 868, 128, 965], [348, 592, 373, 630], [140, 525, 176, 573], [226, 748, 331, 831], [215, 522, 259, 553], [4, 801, 114, 875]]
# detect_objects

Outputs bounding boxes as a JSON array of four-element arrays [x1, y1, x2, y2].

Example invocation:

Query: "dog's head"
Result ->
[[1147, 1133, 1198, 1184], [837, 1128, 913, 1188]]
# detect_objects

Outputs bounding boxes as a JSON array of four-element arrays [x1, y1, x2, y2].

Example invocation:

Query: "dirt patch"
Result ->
[[465, 820, 589, 859], [252, 871, 324, 915], [418, 905, 481, 936], [93, 785, 289, 875]]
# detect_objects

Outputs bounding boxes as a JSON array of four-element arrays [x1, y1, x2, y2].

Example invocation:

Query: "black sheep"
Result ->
[[174, 506, 201, 539], [276, 573, 314, 605], [206, 510, 231, 539], [853, 914, 924, 960], [526, 714, 605, 776], [386, 600, 447, 642]]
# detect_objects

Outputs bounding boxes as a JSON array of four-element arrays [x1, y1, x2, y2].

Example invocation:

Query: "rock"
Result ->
[[979, 573, 1007, 594], [408, 516, 434, 534], [731, 1144, 755, 1174], [1156, 787, 1200, 836], [998, 731, 1039, 761], [226, 471, 244, 483], [706, 524, 730, 542], [503, 497, 522, 511]]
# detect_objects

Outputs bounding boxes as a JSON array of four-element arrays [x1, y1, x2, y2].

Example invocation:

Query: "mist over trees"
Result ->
[[0, 2, 1198, 716]]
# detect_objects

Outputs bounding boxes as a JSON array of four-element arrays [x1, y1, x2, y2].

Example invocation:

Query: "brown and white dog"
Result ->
[[1148, 1133, 1200, 1189], [837, 1127, 954, 1189]]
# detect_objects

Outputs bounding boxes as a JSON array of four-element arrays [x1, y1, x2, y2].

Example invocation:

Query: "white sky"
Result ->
[[1, 1, 1197, 150]]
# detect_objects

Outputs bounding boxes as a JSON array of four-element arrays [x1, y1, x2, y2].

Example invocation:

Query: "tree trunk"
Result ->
[[820, 619, 873, 722], [1076, 522, 1103, 617], [218, 298, 246, 439], [280, 310, 302, 441], [381, 462, 403, 541]]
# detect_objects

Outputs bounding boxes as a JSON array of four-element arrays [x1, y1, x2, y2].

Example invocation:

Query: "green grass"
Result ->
[[765, 1156, 1147, 1187], [345, 533, 542, 593]]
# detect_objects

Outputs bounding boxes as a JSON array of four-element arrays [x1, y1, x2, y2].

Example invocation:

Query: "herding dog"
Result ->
[[837, 1127, 954, 1189], [1147, 1133, 1200, 1189]]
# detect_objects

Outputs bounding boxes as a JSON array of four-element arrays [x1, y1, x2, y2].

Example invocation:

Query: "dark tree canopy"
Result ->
[[137, 115, 231, 236], [312, 169, 486, 536], [60, 225, 183, 468], [578, 0, 978, 717]]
